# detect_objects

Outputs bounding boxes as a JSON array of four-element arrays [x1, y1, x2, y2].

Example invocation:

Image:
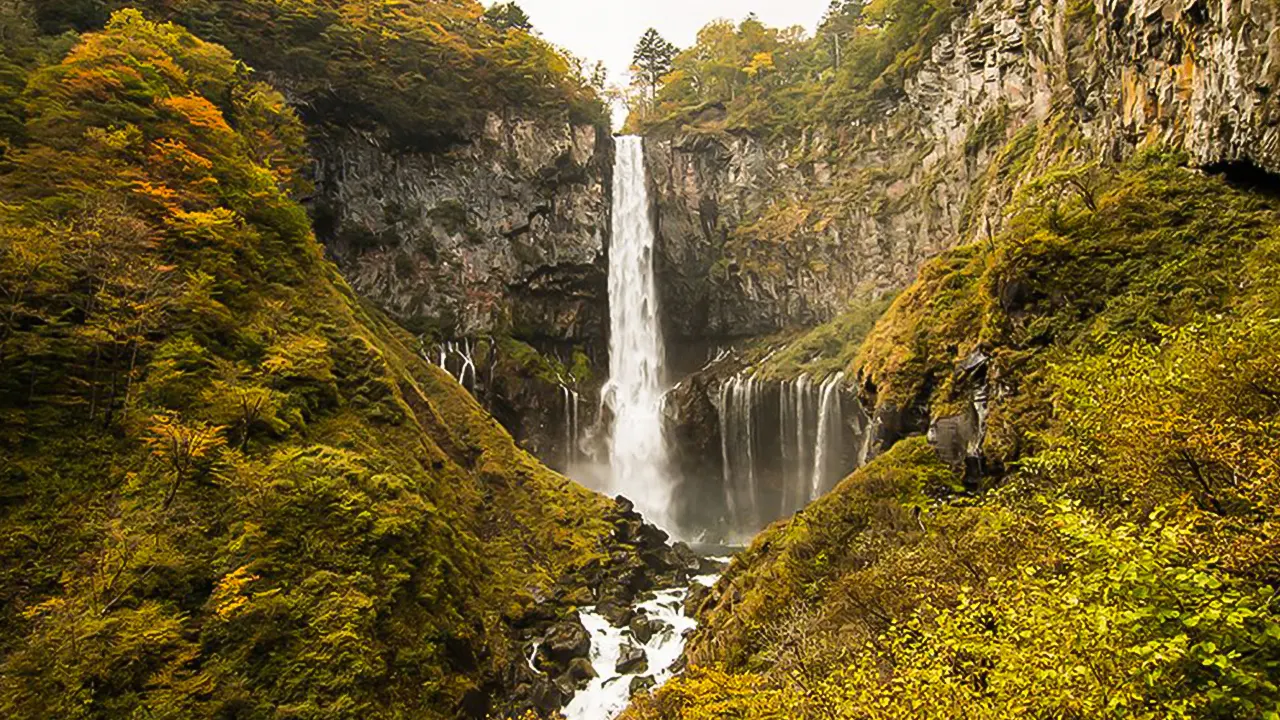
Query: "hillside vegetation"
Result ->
[[627, 0, 962, 135], [28, 0, 609, 148], [0, 9, 617, 718], [626, 148, 1280, 718]]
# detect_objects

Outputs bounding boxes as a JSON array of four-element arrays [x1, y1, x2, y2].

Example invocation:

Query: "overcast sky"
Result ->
[[488, 0, 833, 126]]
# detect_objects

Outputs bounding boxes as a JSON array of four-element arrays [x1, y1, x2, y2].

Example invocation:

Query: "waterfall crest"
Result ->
[[606, 136, 672, 530]]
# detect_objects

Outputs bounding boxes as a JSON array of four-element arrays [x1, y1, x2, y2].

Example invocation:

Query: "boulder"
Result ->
[[629, 675, 656, 696], [628, 614, 655, 644], [671, 542, 702, 572], [537, 620, 590, 673], [566, 657, 597, 686], [552, 673, 577, 701], [596, 600, 634, 628], [615, 644, 648, 675]]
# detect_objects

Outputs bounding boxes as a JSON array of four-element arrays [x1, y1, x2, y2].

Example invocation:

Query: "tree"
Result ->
[[632, 27, 677, 100], [589, 60, 608, 92], [483, 2, 531, 32]]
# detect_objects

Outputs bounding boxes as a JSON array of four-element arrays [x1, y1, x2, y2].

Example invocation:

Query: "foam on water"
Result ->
[[562, 586, 703, 720]]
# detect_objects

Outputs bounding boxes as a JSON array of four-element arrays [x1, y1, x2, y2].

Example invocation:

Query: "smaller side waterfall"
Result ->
[[811, 372, 846, 498], [718, 375, 762, 531], [561, 383, 581, 465], [424, 339, 477, 391], [712, 372, 871, 537], [779, 374, 815, 517]]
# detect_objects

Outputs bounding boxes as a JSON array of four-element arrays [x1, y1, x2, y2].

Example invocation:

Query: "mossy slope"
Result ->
[[627, 149, 1280, 718], [0, 12, 613, 719]]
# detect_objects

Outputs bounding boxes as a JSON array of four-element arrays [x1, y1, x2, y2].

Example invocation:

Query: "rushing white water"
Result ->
[[562, 586, 701, 720], [606, 136, 672, 530], [425, 339, 477, 391]]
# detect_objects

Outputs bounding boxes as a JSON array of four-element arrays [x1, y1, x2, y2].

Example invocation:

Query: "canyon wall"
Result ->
[[310, 114, 614, 469], [647, 0, 1280, 364], [650, 0, 1280, 537]]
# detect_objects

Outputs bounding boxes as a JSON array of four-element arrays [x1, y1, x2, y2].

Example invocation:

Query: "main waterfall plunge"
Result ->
[[604, 136, 673, 531], [601, 136, 875, 540]]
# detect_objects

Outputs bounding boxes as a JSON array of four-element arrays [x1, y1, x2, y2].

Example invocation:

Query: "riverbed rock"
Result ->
[[552, 673, 578, 701], [615, 644, 649, 675], [628, 614, 656, 644], [671, 542, 702, 572], [565, 657, 597, 686], [596, 600, 635, 628], [527, 679, 563, 717], [537, 620, 590, 674], [629, 675, 656, 696]]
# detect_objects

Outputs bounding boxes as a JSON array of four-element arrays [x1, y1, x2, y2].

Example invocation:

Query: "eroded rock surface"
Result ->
[[646, 0, 1280, 367]]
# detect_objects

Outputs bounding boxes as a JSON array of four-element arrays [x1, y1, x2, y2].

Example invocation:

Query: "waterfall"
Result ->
[[426, 340, 475, 392], [606, 136, 671, 530], [711, 370, 872, 537], [718, 378, 737, 525], [562, 383, 580, 466], [779, 374, 814, 517], [719, 374, 764, 531], [811, 372, 846, 498]]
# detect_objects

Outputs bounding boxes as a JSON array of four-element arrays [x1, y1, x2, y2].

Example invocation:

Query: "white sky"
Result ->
[[488, 0, 833, 126]]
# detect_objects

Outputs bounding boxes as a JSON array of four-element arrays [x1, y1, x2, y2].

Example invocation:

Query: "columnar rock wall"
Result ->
[[310, 114, 614, 468], [314, 113, 613, 345], [647, 0, 1280, 360]]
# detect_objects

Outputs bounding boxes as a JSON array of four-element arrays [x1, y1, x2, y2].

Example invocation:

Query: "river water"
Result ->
[[562, 573, 720, 720]]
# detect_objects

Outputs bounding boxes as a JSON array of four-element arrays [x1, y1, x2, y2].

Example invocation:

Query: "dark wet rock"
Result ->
[[552, 673, 578, 701], [629, 675, 656, 696], [614, 518, 644, 544], [566, 657, 597, 686], [628, 614, 656, 644], [509, 600, 558, 630], [527, 679, 563, 717], [684, 582, 714, 617], [697, 555, 728, 574], [596, 600, 634, 628], [615, 644, 649, 675], [615, 495, 636, 515], [537, 620, 590, 674], [553, 584, 594, 607], [671, 542, 702, 571]]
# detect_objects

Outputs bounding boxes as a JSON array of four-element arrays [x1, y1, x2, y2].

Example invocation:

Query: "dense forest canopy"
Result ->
[[626, 0, 962, 134], [21, 0, 609, 147], [1, 0, 1279, 718]]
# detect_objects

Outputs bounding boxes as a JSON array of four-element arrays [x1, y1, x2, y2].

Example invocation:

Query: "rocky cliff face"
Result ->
[[310, 114, 613, 468], [314, 113, 613, 343], [647, 0, 1280, 366], [648, 0, 1280, 535]]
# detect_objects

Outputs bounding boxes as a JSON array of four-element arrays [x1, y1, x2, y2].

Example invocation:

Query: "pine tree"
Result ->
[[632, 27, 677, 100], [484, 2, 532, 32]]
